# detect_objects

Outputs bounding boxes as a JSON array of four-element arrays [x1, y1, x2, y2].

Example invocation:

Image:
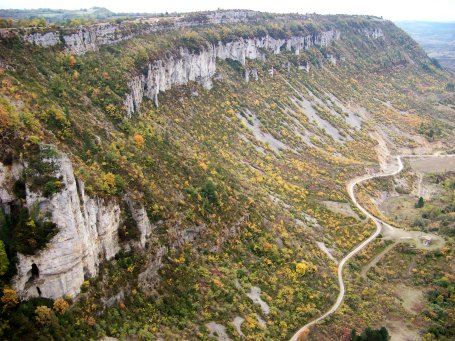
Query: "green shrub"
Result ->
[[10, 205, 58, 255], [351, 326, 390, 341], [0, 240, 9, 276], [43, 179, 64, 197], [200, 180, 219, 207], [12, 179, 26, 200], [118, 202, 140, 242]]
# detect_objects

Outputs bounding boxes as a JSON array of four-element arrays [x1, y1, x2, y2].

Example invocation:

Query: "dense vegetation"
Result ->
[[351, 326, 390, 341], [0, 10, 454, 340], [0, 7, 154, 27]]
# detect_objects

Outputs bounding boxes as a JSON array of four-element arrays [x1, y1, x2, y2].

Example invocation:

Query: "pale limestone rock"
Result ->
[[25, 31, 60, 47], [24, 23, 133, 55], [232, 316, 245, 337], [247, 286, 270, 315], [245, 68, 259, 82], [327, 54, 337, 65], [2, 146, 153, 300], [206, 322, 232, 341], [138, 246, 167, 295], [124, 31, 341, 116], [364, 28, 384, 39], [13, 149, 121, 299], [0, 162, 14, 204], [124, 195, 153, 249], [251, 68, 259, 81], [207, 9, 256, 24], [299, 62, 311, 72], [17, 12, 345, 60], [19, 10, 257, 55]]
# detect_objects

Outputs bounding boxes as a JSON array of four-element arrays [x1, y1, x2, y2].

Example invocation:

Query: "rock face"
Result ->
[[364, 28, 384, 39], [327, 54, 337, 65], [12, 151, 121, 299], [13, 10, 258, 55], [124, 31, 341, 116], [124, 195, 153, 249], [0, 147, 152, 300], [24, 23, 133, 55], [138, 223, 205, 295], [206, 9, 256, 24], [299, 62, 311, 72], [245, 68, 259, 82]]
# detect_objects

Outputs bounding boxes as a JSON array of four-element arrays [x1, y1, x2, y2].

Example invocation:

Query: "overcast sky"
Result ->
[[1, 0, 455, 22]]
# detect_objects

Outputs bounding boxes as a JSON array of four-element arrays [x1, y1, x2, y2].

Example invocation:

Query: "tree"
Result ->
[[1, 288, 18, 310], [53, 298, 69, 314], [102, 172, 117, 193], [133, 133, 145, 147], [200, 180, 219, 207], [351, 326, 390, 341], [35, 305, 52, 325], [415, 196, 424, 208]]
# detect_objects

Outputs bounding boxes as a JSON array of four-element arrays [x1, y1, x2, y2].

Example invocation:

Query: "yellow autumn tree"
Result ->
[[68, 55, 76, 67], [1, 288, 18, 310], [295, 261, 317, 275], [35, 305, 52, 325], [102, 172, 116, 192], [53, 298, 69, 314]]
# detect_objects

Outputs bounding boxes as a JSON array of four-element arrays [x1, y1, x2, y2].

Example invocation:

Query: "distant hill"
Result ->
[[0, 7, 114, 21], [397, 21, 455, 72], [0, 7, 161, 24]]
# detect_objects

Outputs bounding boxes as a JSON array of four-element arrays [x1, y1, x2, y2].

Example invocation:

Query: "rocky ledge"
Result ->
[[123, 30, 341, 117], [0, 147, 152, 299], [3, 10, 259, 55]]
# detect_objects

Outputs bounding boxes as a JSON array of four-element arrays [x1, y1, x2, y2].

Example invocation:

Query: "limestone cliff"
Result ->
[[123, 30, 341, 116], [0, 147, 152, 299], [364, 28, 384, 39], [9, 10, 258, 55], [25, 22, 133, 55]]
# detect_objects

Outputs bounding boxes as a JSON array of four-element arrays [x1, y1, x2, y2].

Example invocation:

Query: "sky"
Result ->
[[1, 0, 455, 22]]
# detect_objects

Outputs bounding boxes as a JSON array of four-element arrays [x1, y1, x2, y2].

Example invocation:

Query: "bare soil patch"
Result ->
[[386, 320, 421, 341], [380, 195, 420, 225], [409, 156, 455, 173], [321, 200, 360, 220], [394, 284, 425, 315]]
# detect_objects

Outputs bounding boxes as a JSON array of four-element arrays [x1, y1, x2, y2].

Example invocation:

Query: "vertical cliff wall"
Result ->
[[123, 30, 341, 116], [3, 10, 259, 55], [0, 147, 153, 299]]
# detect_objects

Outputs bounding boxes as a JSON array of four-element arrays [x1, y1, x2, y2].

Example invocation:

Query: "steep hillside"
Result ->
[[0, 10, 454, 340]]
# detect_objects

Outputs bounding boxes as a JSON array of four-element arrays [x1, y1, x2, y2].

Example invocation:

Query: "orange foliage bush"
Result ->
[[53, 298, 69, 314], [133, 134, 145, 147], [1, 288, 18, 310]]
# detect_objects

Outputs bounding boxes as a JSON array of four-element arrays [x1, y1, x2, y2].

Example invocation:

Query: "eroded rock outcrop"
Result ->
[[364, 28, 384, 39], [124, 31, 340, 116], [24, 22, 136, 55], [11, 151, 121, 299], [124, 195, 153, 249], [245, 68, 259, 82], [138, 223, 206, 295], [12, 10, 259, 55], [0, 147, 152, 299]]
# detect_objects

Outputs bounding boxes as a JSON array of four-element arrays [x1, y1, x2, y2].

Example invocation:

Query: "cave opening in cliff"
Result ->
[[36, 287, 41, 297], [31, 263, 39, 279]]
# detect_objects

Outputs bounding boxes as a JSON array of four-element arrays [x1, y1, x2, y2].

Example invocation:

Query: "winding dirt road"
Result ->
[[290, 154, 453, 341]]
